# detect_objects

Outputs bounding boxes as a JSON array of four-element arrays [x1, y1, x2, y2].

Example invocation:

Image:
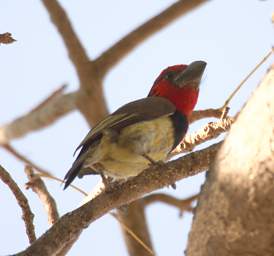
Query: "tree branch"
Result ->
[[25, 166, 59, 225], [0, 165, 36, 244], [16, 142, 220, 255], [0, 91, 76, 144], [143, 193, 198, 213], [189, 108, 224, 123], [171, 116, 233, 156], [95, 0, 207, 77], [42, 0, 90, 73], [41, 0, 108, 124]]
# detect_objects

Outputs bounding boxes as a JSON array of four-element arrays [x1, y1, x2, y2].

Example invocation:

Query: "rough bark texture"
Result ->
[[186, 64, 274, 255]]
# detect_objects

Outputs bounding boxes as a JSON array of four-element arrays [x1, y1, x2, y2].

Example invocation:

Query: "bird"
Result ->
[[64, 61, 207, 189]]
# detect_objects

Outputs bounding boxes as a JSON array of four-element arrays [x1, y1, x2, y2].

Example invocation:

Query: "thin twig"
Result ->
[[111, 213, 154, 256], [95, 0, 207, 77], [2, 144, 87, 195], [40, 173, 88, 196], [0, 165, 36, 243], [2, 144, 52, 177], [143, 193, 198, 215], [25, 166, 59, 225], [220, 49, 273, 118]]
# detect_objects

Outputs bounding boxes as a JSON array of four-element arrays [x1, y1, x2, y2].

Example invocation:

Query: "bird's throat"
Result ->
[[169, 87, 199, 116], [155, 82, 199, 116]]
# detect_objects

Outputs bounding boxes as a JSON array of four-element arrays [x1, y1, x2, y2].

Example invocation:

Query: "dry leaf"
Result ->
[[0, 32, 16, 44]]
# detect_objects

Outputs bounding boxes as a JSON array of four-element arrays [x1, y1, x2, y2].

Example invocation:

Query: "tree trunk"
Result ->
[[186, 63, 274, 256]]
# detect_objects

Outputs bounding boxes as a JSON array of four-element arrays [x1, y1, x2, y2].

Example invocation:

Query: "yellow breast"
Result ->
[[91, 116, 175, 179]]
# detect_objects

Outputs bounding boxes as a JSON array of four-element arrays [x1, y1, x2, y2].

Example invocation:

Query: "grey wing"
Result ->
[[74, 96, 176, 154]]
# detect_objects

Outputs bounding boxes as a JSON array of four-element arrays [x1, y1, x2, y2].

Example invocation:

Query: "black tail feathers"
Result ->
[[63, 161, 83, 190]]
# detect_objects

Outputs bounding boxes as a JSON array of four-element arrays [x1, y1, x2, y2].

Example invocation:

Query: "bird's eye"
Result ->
[[164, 72, 173, 80]]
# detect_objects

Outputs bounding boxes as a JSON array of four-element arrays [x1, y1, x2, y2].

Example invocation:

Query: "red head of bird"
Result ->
[[148, 60, 207, 116]]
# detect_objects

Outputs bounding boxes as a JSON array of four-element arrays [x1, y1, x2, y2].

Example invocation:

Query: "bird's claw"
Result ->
[[170, 183, 177, 189], [142, 154, 165, 167]]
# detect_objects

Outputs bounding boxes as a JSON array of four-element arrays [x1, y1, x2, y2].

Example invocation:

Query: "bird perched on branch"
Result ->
[[64, 61, 207, 189]]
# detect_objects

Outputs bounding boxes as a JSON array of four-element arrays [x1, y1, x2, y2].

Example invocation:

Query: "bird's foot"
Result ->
[[100, 173, 113, 189], [142, 154, 165, 167], [170, 183, 177, 189]]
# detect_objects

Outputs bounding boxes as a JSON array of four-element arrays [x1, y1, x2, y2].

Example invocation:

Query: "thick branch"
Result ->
[[0, 92, 76, 144], [95, 0, 207, 77], [16, 142, 220, 256], [42, 1, 108, 124], [25, 166, 59, 225], [42, 0, 90, 72], [0, 165, 36, 244]]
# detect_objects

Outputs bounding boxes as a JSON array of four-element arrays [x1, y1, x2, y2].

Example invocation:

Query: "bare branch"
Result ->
[[42, 0, 90, 73], [25, 166, 59, 225], [0, 165, 36, 243], [95, 0, 207, 77], [171, 117, 233, 156], [0, 32, 16, 44], [41, 0, 109, 125], [0, 92, 77, 144], [143, 193, 198, 214], [189, 108, 224, 123], [220, 50, 273, 112], [16, 142, 220, 255]]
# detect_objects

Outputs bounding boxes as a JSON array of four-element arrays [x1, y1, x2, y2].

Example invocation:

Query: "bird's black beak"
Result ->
[[174, 60, 207, 88]]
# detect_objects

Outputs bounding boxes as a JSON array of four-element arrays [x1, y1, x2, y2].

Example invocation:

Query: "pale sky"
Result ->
[[0, 1, 273, 255]]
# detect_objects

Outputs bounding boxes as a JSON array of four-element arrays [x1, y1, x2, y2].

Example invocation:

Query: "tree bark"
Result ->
[[187, 63, 274, 255]]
